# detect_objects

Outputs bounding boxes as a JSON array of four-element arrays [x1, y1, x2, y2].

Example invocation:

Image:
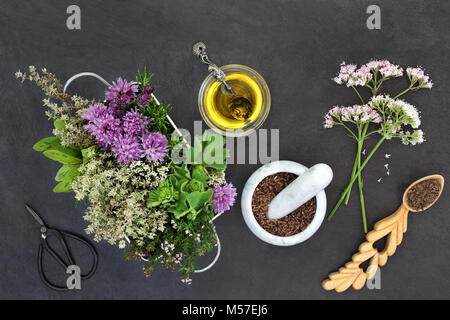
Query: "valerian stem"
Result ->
[[344, 124, 363, 204], [358, 124, 369, 233], [351, 86, 365, 104], [393, 83, 413, 99], [328, 135, 387, 221], [343, 144, 360, 205], [340, 122, 358, 140]]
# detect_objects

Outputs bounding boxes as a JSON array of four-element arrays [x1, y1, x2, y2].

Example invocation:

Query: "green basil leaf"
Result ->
[[53, 180, 73, 193], [55, 164, 76, 181], [34, 136, 82, 160], [65, 165, 81, 181], [53, 144, 82, 159], [33, 137, 60, 152], [43, 150, 82, 165]]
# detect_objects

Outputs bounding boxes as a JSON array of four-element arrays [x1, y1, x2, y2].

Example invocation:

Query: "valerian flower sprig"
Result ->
[[324, 105, 382, 130], [327, 60, 431, 233], [406, 67, 433, 89], [334, 60, 405, 98]]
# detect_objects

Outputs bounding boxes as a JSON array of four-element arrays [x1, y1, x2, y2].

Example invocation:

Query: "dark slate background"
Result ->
[[1, 0, 449, 299]]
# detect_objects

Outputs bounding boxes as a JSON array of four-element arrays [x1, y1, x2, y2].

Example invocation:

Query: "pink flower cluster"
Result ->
[[333, 63, 358, 85], [365, 60, 403, 78], [334, 60, 403, 87], [334, 63, 373, 87], [406, 67, 433, 88], [324, 105, 382, 128], [160, 241, 183, 265]]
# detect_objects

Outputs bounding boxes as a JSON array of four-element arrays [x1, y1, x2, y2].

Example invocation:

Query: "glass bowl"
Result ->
[[198, 64, 271, 137]]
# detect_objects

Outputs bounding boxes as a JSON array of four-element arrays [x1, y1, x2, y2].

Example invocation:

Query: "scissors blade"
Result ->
[[25, 204, 46, 227]]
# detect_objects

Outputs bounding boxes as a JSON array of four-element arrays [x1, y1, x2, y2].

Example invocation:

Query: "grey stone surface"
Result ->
[[0, 0, 449, 299]]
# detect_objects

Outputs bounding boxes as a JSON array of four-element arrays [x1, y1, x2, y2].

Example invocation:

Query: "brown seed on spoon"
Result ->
[[322, 174, 444, 293], [403, 175, 444, 212]]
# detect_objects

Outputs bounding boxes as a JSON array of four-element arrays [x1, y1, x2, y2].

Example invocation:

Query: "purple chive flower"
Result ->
[[83, 102, 109, 122], [136, 84, 156, 107], [122, 110, 151, 137], [111, 134, 143, 164], [210, 183, 237, 213], [141, 132, 168, 162], [105, 77, 138, 114], [83, 103, 121, 148]]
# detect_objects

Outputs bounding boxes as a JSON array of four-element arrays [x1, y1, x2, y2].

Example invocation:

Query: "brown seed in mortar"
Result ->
[[406, 178, 441, 211], [251, 172, 316, 236]]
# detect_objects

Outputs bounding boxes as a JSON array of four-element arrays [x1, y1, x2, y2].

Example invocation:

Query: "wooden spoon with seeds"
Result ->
[[322, 174, 444, 293]]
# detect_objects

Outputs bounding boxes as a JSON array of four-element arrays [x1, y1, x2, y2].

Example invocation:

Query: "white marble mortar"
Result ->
[[241, 160, 327, 246]]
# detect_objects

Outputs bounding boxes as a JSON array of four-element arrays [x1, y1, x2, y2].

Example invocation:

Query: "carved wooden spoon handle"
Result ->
[[322, 205, 409, 292]]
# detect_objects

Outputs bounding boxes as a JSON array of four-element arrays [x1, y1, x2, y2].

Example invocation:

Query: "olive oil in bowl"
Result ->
[[199, 64, 271, 136]]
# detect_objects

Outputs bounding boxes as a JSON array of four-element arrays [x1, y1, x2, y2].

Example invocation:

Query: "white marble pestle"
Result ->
[[267, 163, 333, 220]]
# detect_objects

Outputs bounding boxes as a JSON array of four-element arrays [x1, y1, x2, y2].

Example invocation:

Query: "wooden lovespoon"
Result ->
[[322, 174, 444, 293]]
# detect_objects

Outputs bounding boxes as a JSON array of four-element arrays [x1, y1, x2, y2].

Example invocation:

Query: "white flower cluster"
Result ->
[[72, 152, 170, 247], [128, 160, 169, 189], [368, 95, 424, 145], [400, 129, 424, 145], [392, 99, 421, 128], [406, 67, 433, 89]]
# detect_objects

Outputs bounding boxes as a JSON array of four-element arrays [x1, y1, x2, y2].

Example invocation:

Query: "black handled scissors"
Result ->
[[25, 204, 98, 291]]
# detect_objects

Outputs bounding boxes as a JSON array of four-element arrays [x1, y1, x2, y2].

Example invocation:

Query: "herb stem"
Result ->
[[343, 125, 363, 204], [343, 146, 359, 205], [340, 122, 358, 140], [357, 124, 369, 233], [351, 86, 365, 104], [393, 84, 413, 99], [328, 135, 386, 221]]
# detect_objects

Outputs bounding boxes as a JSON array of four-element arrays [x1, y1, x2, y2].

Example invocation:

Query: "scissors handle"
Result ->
[[38, 229, 98, 291], [61, 230, 98, 279]]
